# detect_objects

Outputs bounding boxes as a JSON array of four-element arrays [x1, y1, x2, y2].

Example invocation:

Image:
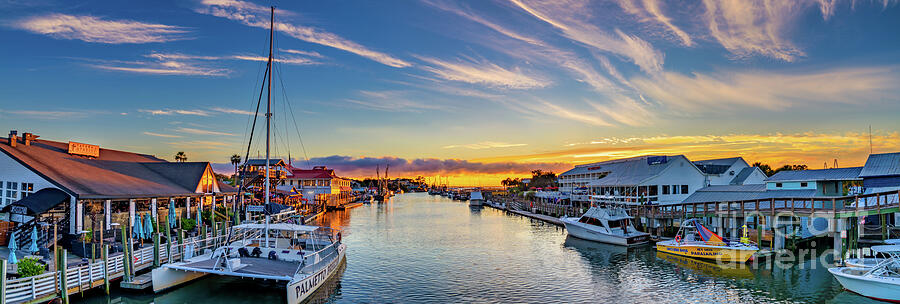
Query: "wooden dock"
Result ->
[[119, 272, 153, 290]]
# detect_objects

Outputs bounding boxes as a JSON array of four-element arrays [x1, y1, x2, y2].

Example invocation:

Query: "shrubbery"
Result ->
[[17, 258, 45, 278]]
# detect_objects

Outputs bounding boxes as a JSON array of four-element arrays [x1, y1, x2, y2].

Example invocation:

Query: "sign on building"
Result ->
[[247, 205, 265, 212], [68, 141, 100, 157]]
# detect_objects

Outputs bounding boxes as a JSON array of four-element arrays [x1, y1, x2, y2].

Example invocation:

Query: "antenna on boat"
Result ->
[[264, 5, 275, 248]]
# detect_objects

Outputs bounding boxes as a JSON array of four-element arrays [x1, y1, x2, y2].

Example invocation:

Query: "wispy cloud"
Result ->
[[147, 52, 319, 66], [233, 155, 570, 177], [617, 0, 693, 46], [211, 107, 256, 115], [476, 131, 900, 168], [14, 13, 189, 44], [701, 0, 806, 61], [0, 109, 93, 119], [344, 90, 446, 112], [443, 141, 528, 149], [174, 127, 236, 136], [139, 109, 211, 116], [416, 56, 550, 89], [507, 0, 664, 74], [631, 66, 900, 112], [588, 94, 656, 127], [197, 0, 411, 68], [280, 49, 324, 58], [142, 131, 182, 138]]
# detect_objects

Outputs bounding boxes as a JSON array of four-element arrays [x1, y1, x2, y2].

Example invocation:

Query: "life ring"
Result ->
[[674, 235, 682, 243]]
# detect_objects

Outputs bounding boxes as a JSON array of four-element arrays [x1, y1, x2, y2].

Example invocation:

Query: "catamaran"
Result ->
[[656, 219, 759, 263], [829, 244, 900, 302], [561, 206, 650, 246], [151, 7, 346, 303]]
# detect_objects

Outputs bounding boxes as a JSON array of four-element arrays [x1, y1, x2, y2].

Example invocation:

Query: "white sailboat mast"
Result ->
[[264, 6, 274, 248]]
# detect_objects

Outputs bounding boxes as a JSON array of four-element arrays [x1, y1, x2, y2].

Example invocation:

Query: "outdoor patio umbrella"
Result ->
[[168, 199, 176, 228], [8, 232, 18, 264], [133, 213, 143, 240], [29, 226, 38, 254], [144, 213, 153, 238], [196, 206, 202, 229]]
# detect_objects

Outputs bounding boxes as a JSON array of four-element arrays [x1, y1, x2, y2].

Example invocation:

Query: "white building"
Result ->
[[692, 157, 767, 186], [284, 166, 351, 201], [559, 155, 708, 206]]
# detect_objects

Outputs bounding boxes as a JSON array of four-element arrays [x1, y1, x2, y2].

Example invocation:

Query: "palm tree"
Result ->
[[230, 154, 242, 185], [175, 151, 187, 163]]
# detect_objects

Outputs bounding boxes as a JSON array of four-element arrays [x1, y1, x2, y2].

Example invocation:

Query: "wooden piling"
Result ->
[[1, 259, 7, 304], [103, 245, 109, 294], [59, 249, 68, 304], [153, 215, 160, 267], [165, 221, 172, 263], [121, 224, 131, 282]]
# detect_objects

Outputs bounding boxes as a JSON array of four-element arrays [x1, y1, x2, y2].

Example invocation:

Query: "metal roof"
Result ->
[[693, 157, 744, 174], [730, 167, 759, 185], [765, 167, 862, 182], [566, 155, 693, 186], [681, 184, 818, 204], [859, 152, 900, 177]]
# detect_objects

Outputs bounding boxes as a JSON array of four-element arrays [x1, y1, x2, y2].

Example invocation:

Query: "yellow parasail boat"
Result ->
[[656, 219, 759, 263]]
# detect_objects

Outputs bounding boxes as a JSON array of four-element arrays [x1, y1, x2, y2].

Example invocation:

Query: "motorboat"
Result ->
[[656, 219, 758, 263], [829, 244, 900, 302], [469, 191, 484, 206], [560, 206, 650, 246], [152, 223, 346, 303], [845, 239, 900, 268]]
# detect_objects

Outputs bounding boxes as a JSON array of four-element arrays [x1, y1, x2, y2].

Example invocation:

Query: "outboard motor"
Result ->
[[251, 247, 262, 258]]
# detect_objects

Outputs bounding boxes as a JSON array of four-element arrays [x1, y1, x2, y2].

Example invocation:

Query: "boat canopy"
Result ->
[[232, 223, 321, 232], [885, 239, 900, 245], [683, 219, 729, 245], [871, 245, 900, 253]]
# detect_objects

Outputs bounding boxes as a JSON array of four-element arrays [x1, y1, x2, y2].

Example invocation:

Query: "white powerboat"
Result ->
[[561, 206, 649, 246], [152, 223, 346, 303], [845, 239, 900, 268], [469, 191, 484, 206], [829, 244, 900, 302]]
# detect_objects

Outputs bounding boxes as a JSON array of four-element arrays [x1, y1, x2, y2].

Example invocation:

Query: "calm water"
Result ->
[[80, 193, 879, 304]]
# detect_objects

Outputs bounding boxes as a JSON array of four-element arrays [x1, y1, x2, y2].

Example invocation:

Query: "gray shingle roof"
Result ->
[[859, 152, 900, 177], [765, 167, 862, 182]]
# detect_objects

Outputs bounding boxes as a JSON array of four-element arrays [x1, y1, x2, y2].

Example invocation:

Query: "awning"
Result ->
[[1, 188, 69, 216]]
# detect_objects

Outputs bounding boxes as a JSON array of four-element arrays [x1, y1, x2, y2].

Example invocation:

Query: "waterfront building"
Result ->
[[284, 166, 352, 201], [859, 152, 900, 193], [559, 155, 708, 208], [692, 157, 767, 186], [0, 130, 237, 242], [240, 158, 288, 189]]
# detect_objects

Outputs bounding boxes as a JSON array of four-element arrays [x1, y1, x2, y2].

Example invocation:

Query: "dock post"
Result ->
[[201, 225, 207, 249], [178, 229, 184, 262], [153, 215, 160, 267], [834, 218, 846, 263], [165, 221, 172, 263], [103, 245, 109, 294], [1, 259, 7, 304], [59, 249, 69, 304], [121, 224, 131, 282]]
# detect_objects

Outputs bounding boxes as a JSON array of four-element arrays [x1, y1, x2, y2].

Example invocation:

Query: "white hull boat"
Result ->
[[153, 223, 346, 304], [829, 244, 900, 302], [561, 206, 649, 246], [469, 191, 484, 206], [844, 239, 900, 268]]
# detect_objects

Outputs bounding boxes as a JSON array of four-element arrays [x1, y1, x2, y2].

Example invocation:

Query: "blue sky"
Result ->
[[1, 0, 899, 183]]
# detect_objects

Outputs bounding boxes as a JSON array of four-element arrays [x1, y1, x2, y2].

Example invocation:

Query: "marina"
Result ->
[[66, 193, 884, 303], [2, 1, 900, 303]]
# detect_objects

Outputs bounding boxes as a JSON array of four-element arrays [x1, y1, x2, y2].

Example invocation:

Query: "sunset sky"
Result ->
[[2, 0, 899, 185]]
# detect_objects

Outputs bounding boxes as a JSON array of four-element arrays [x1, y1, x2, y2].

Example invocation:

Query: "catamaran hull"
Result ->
[[563, 220, 649, 246], [287, 244, 347, 304], [829, 267, 900, 302], [151, 266, 209, 293], [656, 240, 757, 263]]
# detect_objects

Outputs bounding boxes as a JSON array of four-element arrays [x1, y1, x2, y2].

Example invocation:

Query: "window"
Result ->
[[776, 183, 782, 188], [681, 185, 689, 194], [800, 182, 808, 187], [662, 185, 670, 195], [671, 185, 678, 194]]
